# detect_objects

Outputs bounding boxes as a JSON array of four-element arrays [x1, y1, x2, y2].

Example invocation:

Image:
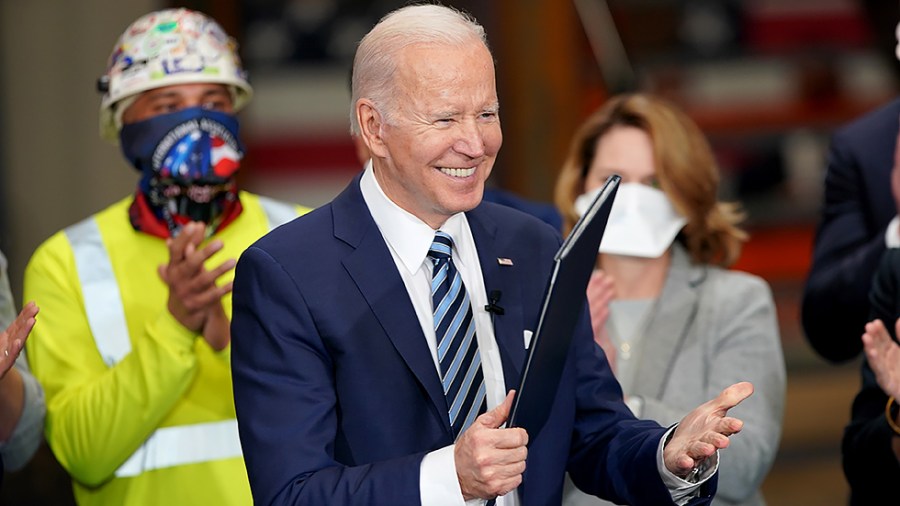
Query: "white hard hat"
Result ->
[[98, 8, 253, 142]]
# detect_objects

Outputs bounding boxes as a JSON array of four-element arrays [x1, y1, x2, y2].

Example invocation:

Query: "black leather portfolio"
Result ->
[[508, 174, 620, 439]]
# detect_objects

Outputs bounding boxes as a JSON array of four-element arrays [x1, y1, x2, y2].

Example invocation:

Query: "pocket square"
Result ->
[[498, 258, 513, 266]]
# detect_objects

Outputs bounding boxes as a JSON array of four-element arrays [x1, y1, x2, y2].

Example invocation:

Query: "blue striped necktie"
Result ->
[[428, 231, 487, 439]]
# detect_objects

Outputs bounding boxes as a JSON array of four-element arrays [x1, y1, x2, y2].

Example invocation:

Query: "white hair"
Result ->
[[349, 3, 490, 135]]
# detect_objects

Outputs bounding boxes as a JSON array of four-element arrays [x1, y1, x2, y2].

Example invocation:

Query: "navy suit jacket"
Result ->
[[802, 98, 900, 362], [230, 174, 717, 505]]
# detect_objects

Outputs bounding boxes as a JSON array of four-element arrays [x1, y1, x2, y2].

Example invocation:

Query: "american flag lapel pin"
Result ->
[[497, 257, 514, 266]]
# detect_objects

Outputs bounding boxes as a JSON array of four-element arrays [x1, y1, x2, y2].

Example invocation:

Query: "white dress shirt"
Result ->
[[360, 166, 509, 505], [359, 165, 709, 505]]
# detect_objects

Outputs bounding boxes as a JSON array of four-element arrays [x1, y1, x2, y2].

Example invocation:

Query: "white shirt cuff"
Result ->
[[885, 215, 900, 248], [656, 426, 718, 505], [421, 445, 485, 506]]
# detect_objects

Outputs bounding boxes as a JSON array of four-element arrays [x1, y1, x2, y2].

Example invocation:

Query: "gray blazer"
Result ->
[[564, 244, 786, 506]]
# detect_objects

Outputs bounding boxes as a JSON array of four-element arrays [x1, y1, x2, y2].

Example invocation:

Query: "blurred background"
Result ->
[[1, 0, 896, 504]]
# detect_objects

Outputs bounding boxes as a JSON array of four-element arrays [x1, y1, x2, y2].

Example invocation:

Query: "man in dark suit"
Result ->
[[843, 247, 900, 505], [801, 97, 900, 363], [800, 24, 900, 500], [230, 4, 752, 505], [799, 17, 900, 504]]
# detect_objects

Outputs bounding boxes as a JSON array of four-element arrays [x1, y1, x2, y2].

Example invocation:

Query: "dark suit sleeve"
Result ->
[[801, 129, 889, 363], [231, 246, 423, 506], [842, 248, 900, 504]]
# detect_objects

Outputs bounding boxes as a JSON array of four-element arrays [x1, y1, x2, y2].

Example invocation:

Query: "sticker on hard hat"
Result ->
[[161, 54, 219, 76]]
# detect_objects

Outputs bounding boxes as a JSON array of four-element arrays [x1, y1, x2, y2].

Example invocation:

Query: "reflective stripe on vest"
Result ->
[[115, 419, 242, 478], [65, 218, 131, 367], [257, 195, 298, 230], [63, 199, 292, 477]]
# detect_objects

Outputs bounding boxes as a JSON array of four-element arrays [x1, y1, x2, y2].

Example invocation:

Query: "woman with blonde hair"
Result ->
[[556, 93, 785, 506]]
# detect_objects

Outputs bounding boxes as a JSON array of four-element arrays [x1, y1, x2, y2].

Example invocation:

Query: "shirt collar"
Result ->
[[360, 163, 470, 274]]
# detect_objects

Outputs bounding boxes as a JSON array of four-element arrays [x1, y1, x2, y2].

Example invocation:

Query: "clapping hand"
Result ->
[[586, 269, 617, 372], [0, 301, 39, 379], [861, 319, 900, 399], [158, 222, 236, 351]]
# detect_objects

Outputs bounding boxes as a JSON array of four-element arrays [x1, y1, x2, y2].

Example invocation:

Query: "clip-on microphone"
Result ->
[[484, 290, 504, 315]]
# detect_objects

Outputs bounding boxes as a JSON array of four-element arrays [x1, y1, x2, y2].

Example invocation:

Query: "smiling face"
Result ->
[[359, 40, 502, 229]]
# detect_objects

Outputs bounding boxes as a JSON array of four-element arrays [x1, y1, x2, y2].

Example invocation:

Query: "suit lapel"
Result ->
[[467, 206, 526, 389], [632, 246, 702, 398], [334, 176, 451, 434]]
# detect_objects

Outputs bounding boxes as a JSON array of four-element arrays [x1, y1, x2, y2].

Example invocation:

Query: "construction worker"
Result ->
[[23, 8, 308, 505]]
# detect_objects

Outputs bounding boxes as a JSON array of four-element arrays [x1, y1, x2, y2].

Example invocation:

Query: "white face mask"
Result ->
[[574, 182, 687, 258]]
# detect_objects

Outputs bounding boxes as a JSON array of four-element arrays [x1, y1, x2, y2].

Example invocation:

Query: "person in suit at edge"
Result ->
[[554, 93, 785, 506], [230, 4, 754, 505], [843, 245, 900, 504], [800, 21, 900, 364]]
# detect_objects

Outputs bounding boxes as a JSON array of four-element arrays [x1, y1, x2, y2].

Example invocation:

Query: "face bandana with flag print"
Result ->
[[119, 107, 244, 238]]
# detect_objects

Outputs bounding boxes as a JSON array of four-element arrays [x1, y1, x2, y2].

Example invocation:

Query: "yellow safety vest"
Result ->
[[25, 192, 306, 505]]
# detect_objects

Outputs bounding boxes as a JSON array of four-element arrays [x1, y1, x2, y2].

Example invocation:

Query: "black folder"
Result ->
[[508, 174, 620, 439]]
